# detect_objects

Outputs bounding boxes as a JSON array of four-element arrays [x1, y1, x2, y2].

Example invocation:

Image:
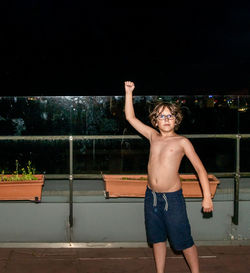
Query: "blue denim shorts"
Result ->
[[144, 186, 194, 251]]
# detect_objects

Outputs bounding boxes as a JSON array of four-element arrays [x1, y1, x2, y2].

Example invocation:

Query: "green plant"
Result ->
[[0, 160, 37, 182]]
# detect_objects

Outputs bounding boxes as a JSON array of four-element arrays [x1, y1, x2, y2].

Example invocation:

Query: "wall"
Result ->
[[0, 199, 249, 244]]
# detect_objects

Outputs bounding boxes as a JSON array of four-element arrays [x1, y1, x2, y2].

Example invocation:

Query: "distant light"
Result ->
[[209, 95, 213, 98], [238, 107, 247, 112], [28, 97, 37, 101]]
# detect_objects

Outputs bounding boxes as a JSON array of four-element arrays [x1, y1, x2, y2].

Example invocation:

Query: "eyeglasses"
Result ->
[[157, 114, 175, 120]]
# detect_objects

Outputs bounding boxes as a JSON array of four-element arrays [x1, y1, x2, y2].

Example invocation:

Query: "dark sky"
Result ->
[[1, 3, 250, 96]]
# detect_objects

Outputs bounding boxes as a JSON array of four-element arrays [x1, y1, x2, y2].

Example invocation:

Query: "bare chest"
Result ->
[[150, 138, 184, 158]]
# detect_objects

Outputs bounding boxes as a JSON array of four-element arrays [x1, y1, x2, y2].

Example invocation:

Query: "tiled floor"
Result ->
[[0, 245, 249, 273]]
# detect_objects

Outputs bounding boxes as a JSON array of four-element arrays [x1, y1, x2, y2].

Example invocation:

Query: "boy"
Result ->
[[124, 81, 213, 273]]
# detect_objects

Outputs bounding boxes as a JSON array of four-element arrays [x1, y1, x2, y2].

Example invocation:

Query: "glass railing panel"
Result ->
[[180, 138, 236, 173], [73, 139, 94, 174], [0, 139, 68, 174], [1, 95, 247, 136], [73, 137, 149, 174], [238, 96, 250, 133], [0, 97, 72, 135], [240, 138, 250, 173], [0, 138, 69, 203], [134, 95, 240, 134], [240, 138, 250, 201]]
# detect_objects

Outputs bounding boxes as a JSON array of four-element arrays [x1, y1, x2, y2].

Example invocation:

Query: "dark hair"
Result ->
[[149, 101, 183, 130]]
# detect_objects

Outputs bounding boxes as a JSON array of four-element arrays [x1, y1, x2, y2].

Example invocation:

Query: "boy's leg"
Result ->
[[153, 242, 166, 273], [183, 244, 200, 273]]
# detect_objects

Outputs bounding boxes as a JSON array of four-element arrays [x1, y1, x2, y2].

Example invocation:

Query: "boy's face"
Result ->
[[156, 106, 176, 133]]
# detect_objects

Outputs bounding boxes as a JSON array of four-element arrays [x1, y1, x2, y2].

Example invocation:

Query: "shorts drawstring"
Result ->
[[163, 194, 168, 211], [152, 191, 157, 207], [151, 190, 168, 211]]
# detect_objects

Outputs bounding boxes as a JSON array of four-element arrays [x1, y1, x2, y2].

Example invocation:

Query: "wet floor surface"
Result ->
[[0, 245, 249, 273]]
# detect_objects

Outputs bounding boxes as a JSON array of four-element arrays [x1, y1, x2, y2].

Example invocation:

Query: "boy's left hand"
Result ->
[[202, 197, 213, 212]]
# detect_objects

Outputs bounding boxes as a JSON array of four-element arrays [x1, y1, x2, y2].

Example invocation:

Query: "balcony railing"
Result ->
[[1, 134, 250, 227]]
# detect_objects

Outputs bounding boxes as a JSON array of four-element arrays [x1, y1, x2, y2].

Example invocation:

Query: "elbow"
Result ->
[[125, 115, 130, 121], [195, 166, 207, 176], [125, 115, 135, 122]]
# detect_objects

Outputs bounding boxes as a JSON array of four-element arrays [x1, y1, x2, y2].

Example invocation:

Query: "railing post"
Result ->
[[232, 134, 241, 225], [69, 135, 73, 228], [93, 139, 96, 161]]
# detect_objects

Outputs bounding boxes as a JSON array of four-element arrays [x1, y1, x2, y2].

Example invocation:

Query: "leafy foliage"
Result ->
[[0, 160, 37, 181]]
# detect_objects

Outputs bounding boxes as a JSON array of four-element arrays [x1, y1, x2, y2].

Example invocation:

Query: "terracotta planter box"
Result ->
[[0, 174, 45, 202], [180, 174, 219, 198], [102, 174, 219, 198]]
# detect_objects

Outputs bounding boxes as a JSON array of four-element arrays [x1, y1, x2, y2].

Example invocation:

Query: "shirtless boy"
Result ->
[[124, 81, 213, 273]]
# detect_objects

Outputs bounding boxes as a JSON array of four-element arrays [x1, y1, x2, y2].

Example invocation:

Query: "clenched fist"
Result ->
[[124, 81, 135, 93]]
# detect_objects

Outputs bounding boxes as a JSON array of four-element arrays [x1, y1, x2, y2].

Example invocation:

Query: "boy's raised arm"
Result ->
[[124, 81, 156, 140]]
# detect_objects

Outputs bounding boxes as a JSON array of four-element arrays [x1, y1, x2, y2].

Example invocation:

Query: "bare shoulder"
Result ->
[[148, 126, 159, 141], [169, 135, 188, 146], [179, 136, 193, 147]]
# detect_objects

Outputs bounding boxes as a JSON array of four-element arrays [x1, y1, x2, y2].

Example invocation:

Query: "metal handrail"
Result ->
[[1, 133, 250, 141]]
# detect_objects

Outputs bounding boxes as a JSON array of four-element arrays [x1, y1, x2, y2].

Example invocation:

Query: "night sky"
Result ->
[[1, 3, 250, 96]]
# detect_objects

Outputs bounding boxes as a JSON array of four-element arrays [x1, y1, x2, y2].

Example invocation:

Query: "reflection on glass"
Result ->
[[1, 95, 250, 136]]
